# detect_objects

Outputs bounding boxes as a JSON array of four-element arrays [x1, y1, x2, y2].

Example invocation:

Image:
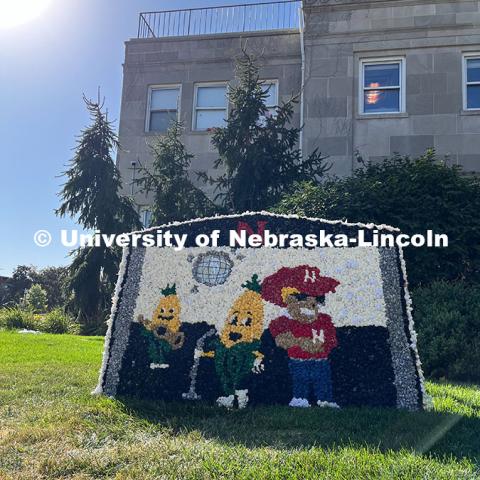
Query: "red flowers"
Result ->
[[262, 265, 340, 307]]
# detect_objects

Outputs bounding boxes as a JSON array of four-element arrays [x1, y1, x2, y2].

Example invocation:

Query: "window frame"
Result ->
[[145, 84, 182, 133], [192, 82, 229, 131], [359, 57, 406, 116], [463, 53, 480, 111]]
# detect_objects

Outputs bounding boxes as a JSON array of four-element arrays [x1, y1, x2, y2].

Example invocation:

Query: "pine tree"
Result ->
[[198, 51, 329, 213], [57, 96, 141, 332], [136, 121, 217, 225]]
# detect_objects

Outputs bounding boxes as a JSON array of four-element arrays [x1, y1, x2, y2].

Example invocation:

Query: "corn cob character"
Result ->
[[200, 275, 265, 409], [137, 284, 185, 370]]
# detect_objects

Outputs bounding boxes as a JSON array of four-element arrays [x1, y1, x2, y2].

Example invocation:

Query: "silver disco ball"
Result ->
[[192, 252, 233, 287]]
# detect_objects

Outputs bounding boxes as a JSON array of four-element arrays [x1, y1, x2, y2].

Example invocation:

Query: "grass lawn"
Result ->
[[0, 331, 479, 479]]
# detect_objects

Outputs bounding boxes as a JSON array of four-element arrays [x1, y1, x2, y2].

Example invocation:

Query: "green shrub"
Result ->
[[0, 307, 79, 335], [41, 308, 79, 334], [275, 151, 480, 287], [23, 284, 48, 313], [0, 307, 38, 330], [413, 281, 480, 382]]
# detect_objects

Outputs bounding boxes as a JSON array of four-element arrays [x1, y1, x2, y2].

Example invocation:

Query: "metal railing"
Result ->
[[138, 1, 301, 39]]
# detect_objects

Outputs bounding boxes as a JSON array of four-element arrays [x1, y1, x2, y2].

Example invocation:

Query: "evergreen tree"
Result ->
[[57, 96, 140, 332], [136, 121, 217, 225], [198, 51, 328, 213]]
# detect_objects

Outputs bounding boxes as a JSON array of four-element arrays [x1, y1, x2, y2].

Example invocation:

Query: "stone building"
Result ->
[[116, 0, 480, 224]]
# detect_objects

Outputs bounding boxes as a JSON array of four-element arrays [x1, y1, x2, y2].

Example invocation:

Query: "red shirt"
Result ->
[[269, 314, 337, 360]]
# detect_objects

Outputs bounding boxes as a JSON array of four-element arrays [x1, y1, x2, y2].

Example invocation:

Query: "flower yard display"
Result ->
[[95, 213, 427, 410]]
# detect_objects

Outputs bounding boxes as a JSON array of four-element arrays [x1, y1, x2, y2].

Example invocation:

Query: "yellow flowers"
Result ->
[[220, 278, 264, 348], [139, 284, 185, 350], [152, 293, 181, 333]]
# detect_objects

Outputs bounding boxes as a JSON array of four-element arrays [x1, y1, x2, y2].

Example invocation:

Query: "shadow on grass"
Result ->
[[119, 396, 480, 466]]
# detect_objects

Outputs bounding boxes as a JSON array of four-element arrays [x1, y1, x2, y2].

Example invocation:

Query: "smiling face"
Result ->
[[220, 290, 264, 348], [285, 294, 324, 324], [150, 295, 181, 336]]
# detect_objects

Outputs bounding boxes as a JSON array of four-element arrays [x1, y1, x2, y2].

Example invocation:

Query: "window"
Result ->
[[193, 83, 228, 130], [464, 55, 480, 110], [147, 86, 180, 133], [257, 81, 279, 125], [360, 58, 405, 114], [262, 80, 278, 117], [141, 209, 152, 228]]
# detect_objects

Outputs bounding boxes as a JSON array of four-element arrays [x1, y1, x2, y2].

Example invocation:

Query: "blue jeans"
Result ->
[[288, 359, 334, 402]]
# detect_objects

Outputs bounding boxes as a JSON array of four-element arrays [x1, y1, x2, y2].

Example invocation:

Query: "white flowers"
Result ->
[[289, 397, 310, 408], [150, 363, 169, 369], [134, 246, 388, 331], [252, 357, 264, 374]]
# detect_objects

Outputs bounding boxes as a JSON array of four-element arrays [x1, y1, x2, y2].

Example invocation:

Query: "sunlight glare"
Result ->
[[0, 0, 53, 29]]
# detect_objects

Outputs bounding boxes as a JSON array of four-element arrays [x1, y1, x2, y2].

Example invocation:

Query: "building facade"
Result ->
[[117, 0, 480, 222]]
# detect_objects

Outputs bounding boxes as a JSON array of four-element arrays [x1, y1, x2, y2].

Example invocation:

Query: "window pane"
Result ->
[[262, 82, 277, 106], [364, 63, 400, 88], [142, 210, 152, 228], [149, 111, 177, 132], [195, 109, 226, 129], [196, 86, 227, 108], [467, 58, 480, 83], [150, 88, 179, 110], [467, 85, 480, 109], [363, 89, 400, 113]]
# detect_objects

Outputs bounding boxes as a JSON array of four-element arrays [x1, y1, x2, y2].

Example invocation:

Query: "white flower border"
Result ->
[[131, 210, 402, 236], [92, 246, 130, 396], [398, 247, 430, 409]]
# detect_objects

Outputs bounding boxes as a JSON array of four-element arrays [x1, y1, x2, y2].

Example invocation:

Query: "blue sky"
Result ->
[[0, 0, 262, 277]]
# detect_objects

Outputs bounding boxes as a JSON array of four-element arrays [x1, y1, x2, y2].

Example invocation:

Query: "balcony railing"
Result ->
[[138, 1, 302, 39]]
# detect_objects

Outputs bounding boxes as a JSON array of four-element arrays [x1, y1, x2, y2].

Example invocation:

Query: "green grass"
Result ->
[[0, 331, 479, 479]]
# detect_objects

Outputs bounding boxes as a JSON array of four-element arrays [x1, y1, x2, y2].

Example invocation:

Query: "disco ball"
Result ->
[[192, 252, 233, 287]]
